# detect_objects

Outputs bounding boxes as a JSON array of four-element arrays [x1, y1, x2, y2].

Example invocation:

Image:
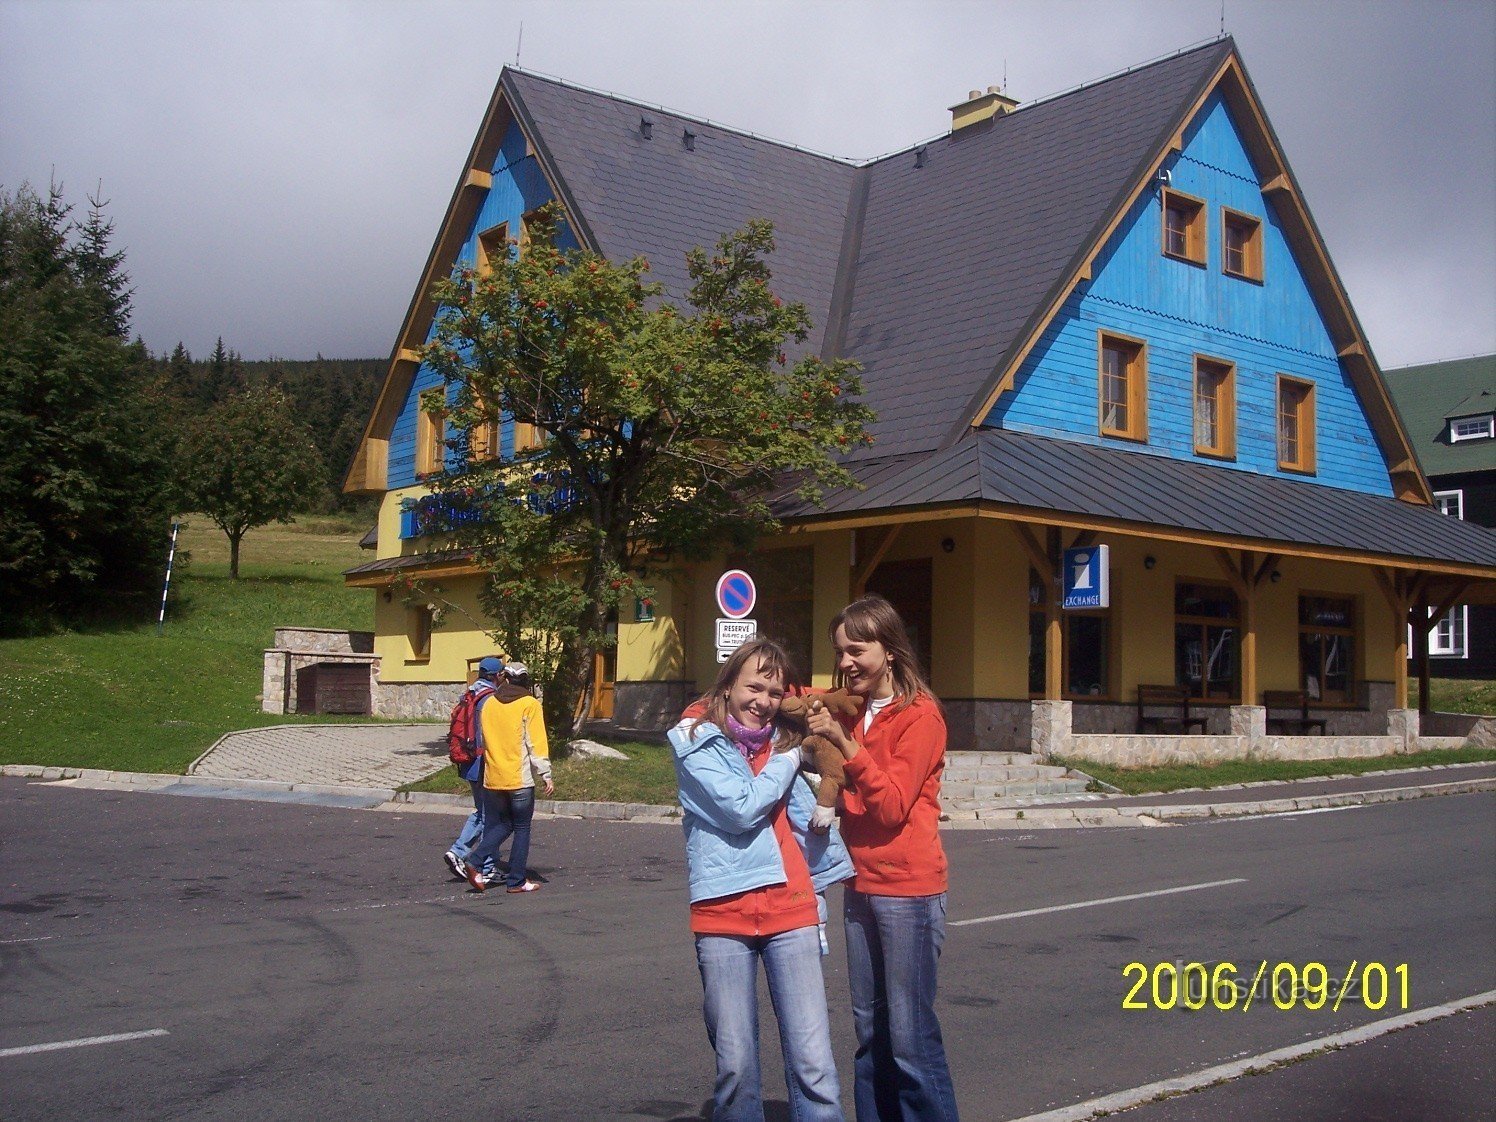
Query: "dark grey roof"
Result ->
[[501, 42, 1231, 452], [501, 69, 857, 360], [774, 428, 1496, 568], [344, 548, 472, 578], [358, 525, 378, 550], [842, 41, 1232, 460]]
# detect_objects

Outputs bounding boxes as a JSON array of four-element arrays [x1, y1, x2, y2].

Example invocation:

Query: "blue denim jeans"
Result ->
[[694, 926, 843, 1122], [466, 786, 535, 888], [843, 889, 958, 1121], [450, 776, 494, 874]]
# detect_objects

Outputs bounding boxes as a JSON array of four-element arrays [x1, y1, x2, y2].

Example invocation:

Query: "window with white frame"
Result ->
[[1430, 607, 1469, 657], [1450, 415, 1494, 442], [1433, 490, 1464, 519]]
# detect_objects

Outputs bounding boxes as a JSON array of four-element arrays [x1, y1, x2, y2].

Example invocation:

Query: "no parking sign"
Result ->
[[715, 569, 757, 619], [715, 569, 758, 662]]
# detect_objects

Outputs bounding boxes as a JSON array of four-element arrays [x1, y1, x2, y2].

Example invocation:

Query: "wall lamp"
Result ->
[[1143, 555, 1157, 570], [941, 537, 956, 553], [1270, 570, 1282, 583]]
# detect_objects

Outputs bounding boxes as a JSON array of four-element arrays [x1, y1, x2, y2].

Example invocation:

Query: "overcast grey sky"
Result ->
[[3, 0, 1492, 369]]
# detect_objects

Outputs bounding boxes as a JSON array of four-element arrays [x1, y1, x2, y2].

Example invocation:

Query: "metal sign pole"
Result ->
[[158, 521, 182, 634]]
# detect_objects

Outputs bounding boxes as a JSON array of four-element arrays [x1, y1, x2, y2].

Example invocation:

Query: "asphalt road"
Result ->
[[2, 778, 1492, 1120]]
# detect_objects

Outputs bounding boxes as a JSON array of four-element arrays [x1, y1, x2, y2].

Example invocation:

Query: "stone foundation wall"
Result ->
[[1068, 732, 1406, 768], [1419, 710, 1496, 745], [942, 700, 1032, 753], [613, 680, 697, 732], [261, 650, 379, 714], [271, 628, 374, 655], [373, 680, 466, 720]]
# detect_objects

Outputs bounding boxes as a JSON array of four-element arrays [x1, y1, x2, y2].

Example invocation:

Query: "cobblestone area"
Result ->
[[189, 724, 447, 788]]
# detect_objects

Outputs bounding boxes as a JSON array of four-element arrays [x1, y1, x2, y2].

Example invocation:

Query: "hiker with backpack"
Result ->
[[443, 655, 505, 882], [463, 662, 554, 894]]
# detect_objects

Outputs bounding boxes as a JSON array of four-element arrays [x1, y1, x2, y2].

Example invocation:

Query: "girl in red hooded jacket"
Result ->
[[806, 595, 958, 1122]]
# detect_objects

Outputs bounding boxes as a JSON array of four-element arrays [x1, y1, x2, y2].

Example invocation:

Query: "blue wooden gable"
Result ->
[[387, 121, 575, 491], [984, 91, 1391, 497]]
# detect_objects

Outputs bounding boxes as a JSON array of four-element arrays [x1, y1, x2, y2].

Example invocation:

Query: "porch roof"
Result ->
[[774, 428, 1496, 573]]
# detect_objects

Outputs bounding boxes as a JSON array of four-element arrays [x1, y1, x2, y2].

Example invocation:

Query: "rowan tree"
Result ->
[[420, 208, 872, 738]]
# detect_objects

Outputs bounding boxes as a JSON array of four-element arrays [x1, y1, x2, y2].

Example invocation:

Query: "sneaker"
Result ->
[[506, 880, 541, 894], [443, 851, 465, 880], [464, 863, 490, 892]]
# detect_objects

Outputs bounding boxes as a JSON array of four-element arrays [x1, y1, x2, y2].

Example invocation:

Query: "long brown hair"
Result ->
[[689, 637, 803, 743], [831, 595, 938, 713]]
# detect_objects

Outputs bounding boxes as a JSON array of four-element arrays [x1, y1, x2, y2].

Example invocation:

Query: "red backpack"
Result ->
[[448, 684, 495, 767]]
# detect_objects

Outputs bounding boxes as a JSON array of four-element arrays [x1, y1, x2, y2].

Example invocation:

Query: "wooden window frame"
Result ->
[[475, 221, 509, 276], [1193, 355, 1236, 459], [1298, 592, 1358, 705], [1098, 331, 1148, 442], [1026, 568, 1117, 701], [1276, 375, 1316, 474], [519, 207, 546, 255], [407, 603, 433, 663], [1161, 188, 1207, 265], [1174, 581, 1241, 702], [1221, 207, 1263, 282], [416, 403, 446, 476], [512, 419, 545, 454], [469, 411, 500, 462]]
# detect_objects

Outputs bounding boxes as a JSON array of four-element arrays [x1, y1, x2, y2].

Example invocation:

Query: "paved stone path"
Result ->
[[189, 724, 447, 789]]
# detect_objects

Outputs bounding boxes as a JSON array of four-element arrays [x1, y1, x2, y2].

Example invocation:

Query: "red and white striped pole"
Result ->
[[157, 521, 182, 634]]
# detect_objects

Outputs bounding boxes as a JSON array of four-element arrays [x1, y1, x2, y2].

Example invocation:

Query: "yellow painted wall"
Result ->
[[362, 498, 1405, 702], [617, 569, 687, 681], [376, 485, 429, 560], [811, 530, 854, 688], [373, 573, 502, 682]]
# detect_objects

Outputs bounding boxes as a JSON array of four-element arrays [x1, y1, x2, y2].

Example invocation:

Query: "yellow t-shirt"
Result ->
[[479, 692, 551, 790]]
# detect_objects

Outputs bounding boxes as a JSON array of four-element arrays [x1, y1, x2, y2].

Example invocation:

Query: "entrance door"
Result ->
[[865, 558, 934, 683], [590, 612, 618, 719]]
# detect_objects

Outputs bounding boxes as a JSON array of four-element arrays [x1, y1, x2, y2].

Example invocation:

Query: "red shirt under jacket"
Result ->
[[836, 692, 949, 896], [688, 727, 819, 937]]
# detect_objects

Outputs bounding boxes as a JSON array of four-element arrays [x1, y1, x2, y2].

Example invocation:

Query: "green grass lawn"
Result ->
[[1413, 677, 1496, 715], [1058, 745, 1496, 796], [404, 740, 681, 806], [0, 514, 383, 774]]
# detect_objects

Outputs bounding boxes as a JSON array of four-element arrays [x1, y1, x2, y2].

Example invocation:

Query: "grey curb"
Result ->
[[1, 765, 680, 821], [4, 764, 1489, 827]]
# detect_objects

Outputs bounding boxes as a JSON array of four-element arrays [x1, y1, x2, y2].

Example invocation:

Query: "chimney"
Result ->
[[950, 85, 1020, 131]]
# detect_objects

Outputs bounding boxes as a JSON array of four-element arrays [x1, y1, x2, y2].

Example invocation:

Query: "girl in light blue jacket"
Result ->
[[668, 639, 851, 1122]]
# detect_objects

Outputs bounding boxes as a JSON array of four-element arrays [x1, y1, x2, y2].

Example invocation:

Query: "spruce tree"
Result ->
[[0, 182, 174, 632]]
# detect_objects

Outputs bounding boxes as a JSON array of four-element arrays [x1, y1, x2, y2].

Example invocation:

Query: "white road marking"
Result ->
[[0, 936, 56, 945], [950, 878, 1248, 928], [1003, 989, 1496, 1122], [0, 1029, 169, 1058], [1210, 805, 1365, 822]]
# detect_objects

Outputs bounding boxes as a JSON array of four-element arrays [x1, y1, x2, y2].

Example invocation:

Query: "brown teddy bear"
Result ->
[[777, 689, 864, 828]]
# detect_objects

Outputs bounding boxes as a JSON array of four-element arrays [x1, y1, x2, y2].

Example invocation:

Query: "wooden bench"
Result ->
[[1136, 685, 1207, 734], [1263, 690, 1327, 735]]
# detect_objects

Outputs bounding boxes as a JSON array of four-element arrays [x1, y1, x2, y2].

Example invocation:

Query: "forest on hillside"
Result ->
[[157, 340, 384, 512]]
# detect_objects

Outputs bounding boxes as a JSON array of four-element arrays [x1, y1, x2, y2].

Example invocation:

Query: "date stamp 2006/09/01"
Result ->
[[1122, 960, 1410, 1012]]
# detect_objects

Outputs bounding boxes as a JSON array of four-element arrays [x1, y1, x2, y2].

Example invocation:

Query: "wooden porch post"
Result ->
[[1373, 568, 1412, 710], [1213, 548, 1264, 705], [1415, 594, 1432, 715], [1013, 523, 1062, 701]]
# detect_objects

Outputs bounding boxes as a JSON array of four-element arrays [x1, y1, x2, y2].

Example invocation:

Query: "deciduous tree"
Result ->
[[176, 384, 325, 578], [421, 209, 871, 738]]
